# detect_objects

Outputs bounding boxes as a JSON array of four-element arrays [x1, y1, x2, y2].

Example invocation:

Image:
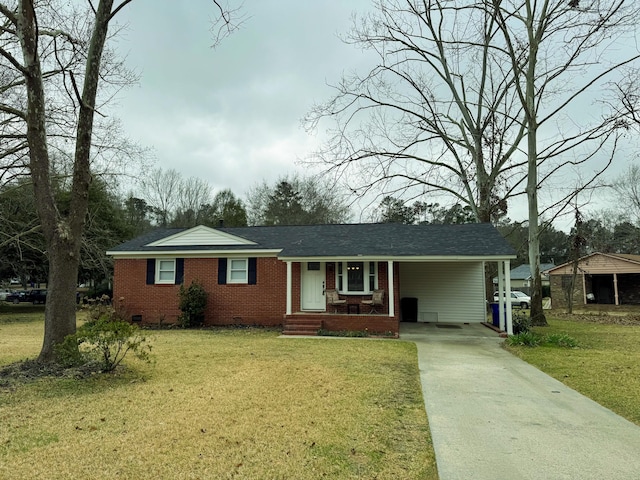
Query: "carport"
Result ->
[[398, 258, 515, 334]]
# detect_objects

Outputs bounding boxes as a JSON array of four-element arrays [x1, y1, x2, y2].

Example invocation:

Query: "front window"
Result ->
[[336, 261, 377, 294], [156, 259, 176, 284], [228, 258, 248, 283]]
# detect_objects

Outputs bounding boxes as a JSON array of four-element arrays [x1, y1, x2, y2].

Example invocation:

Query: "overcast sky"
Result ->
[[110, 1, 637, 229], [112, 0, 376, 210]]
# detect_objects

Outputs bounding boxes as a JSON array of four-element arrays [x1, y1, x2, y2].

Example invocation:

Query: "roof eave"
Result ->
[[278, 254, 517, 262], [107, 249, 282, 258]]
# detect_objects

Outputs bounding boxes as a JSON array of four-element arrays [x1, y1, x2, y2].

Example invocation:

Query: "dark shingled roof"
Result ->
[[108, 223, 516, 259]]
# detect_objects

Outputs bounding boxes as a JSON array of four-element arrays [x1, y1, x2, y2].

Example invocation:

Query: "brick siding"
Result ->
[[114, 258, 400, 332], [113, 257, 287, 326]]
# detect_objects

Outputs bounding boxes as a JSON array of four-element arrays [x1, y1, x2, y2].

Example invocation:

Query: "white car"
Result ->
[[0, 289, 11, 301], [493, 291, 531, 309]]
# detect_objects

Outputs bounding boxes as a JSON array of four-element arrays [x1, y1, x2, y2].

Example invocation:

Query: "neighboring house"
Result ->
[[492, 263, 556, 290], [107, 223, 517, 335], [547, 253, 640, 307]]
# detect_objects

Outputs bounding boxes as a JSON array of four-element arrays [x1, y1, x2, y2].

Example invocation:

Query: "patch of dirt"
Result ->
[[553, 312, 640, 326], [0, 359, 103, 391]]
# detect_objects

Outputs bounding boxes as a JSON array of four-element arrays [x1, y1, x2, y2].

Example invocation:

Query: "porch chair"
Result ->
[[362, 289, 384, 313], [326, 289, 347, 312]]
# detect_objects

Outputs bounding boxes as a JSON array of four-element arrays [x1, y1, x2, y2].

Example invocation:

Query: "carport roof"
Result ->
[[108, 223, 516, 260]]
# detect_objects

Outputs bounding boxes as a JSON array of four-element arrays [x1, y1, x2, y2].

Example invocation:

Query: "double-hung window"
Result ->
[[228, 258, 248, 284], [336, 261, 377, 294], [156, 259, 176, 284]]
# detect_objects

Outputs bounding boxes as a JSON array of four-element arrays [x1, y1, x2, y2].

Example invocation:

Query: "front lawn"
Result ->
[[505, 314, 640, 426], [0, 314, 437, 479]]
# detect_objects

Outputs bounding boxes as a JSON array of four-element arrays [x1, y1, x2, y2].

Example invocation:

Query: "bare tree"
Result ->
[[0, 0, 240, 362], [0, 0, 136, 361], [610, 164, 640, 224], [491, 0, 640, 324], [140, 167, 182, 227], [174, 176, 213, 225], [306, 0, 639, 326], [305, 0, 525, 224]]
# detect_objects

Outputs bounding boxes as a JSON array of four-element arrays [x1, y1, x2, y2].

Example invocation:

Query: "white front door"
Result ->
[[301, 262, 326, 311]]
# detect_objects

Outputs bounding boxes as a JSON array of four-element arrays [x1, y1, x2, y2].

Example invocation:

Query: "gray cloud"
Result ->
[[111, 0, 375, 198]]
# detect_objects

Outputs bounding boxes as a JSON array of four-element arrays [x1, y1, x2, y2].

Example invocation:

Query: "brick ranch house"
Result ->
[[107, 223, 517, 335]]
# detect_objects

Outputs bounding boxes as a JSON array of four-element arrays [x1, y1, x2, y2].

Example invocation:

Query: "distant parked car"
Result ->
[[5, 290, 29, 304], [493, 290, 531, 309], [27, 289, 47, 304], [0, 289, 10, 301]]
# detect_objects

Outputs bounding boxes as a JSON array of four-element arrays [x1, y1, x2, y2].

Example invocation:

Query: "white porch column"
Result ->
[[497, 261, 506, 331], [286, 261, 292, 315], [387, 261, 395, 317], [505, 259, 513, 335], [614, 273, 619, 306]]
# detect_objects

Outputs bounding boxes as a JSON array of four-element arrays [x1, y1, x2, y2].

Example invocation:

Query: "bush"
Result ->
[[56, 304, 152, 372], [178, 280, 208, 328], [84, 280, 112, 300], [505, 331, 543, 347], [317, 329, 369, 337], [512, 310, 531, 334]]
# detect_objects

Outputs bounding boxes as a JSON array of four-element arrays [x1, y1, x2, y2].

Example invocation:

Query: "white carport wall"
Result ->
[[496, 260, 513, 335]]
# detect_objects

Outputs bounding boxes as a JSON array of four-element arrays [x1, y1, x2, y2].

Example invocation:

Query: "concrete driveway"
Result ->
[[401, 322, 640, 480]]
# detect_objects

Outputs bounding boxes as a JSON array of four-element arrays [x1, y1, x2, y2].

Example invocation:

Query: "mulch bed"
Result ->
[[0, 359, 103, 390]]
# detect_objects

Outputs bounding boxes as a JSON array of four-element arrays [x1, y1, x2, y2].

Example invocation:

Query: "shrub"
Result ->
[[317, 329, 369, 337], [506, 331, 543, 347], [544, 333, 579, 348], [178, 280, 208, 328], [56, 304, 152, 372], [84, 280, 113, 300], [512, 309, 531, 334]]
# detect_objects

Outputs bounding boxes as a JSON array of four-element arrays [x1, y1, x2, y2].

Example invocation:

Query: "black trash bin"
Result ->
[[401, 297, 418, 322]]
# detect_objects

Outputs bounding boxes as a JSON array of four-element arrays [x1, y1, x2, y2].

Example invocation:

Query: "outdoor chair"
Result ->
[[361, 289, 384, 313], [326, 289, 347, 312]]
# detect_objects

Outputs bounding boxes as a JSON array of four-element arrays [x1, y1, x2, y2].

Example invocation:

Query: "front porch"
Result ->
[[283, 312, 399, 336]]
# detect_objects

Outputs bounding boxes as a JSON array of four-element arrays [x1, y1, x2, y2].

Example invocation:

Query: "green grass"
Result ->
[[0, 314, 437, 479], [505, 315, 640, 426]]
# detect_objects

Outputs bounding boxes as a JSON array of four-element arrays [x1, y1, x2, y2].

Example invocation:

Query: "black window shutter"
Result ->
[[248, 258, 257, 285], [175, 258, 184, 285], [146, 259, 155, 285], [218, 258, 227, 284]]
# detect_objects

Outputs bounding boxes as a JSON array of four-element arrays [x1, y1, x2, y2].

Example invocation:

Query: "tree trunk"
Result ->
[[523, 1, 547, 327], [15, 0, 117, 362], [38, 235, 83, 361]]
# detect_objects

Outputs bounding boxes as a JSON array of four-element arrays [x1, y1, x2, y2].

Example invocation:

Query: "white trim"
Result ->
[[227, 258, 248, 284], [155, 258, 176, 284], [505, 260, 513, 335], [387, 261, 394, 318], [336, 261, 377, 294], [281, 255, 516, 262], [497, 261, 506, 332], [107, 249, 281, 258], [146, 225, 256, 247], [286, 261, 292, 315]]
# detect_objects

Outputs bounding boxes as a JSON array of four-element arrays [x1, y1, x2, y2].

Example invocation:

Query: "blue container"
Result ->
[[490, 303, 500, 327]]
